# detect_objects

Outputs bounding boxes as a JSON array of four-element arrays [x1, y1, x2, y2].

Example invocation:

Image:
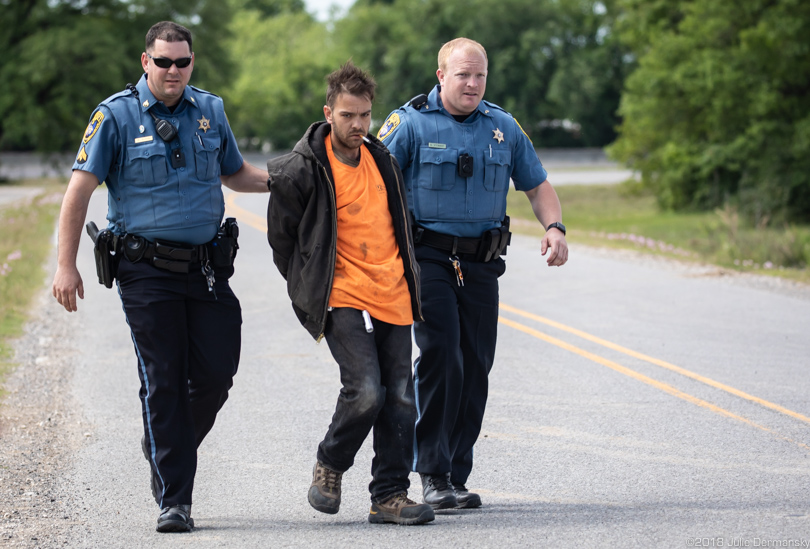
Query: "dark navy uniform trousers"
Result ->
[[412, 244, 506, 485], [117, 256, 241, 508]]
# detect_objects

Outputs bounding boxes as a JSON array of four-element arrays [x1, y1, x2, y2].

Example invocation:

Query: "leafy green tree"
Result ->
[[0, 0, 234, 153], [610, 0, 810, 223], [222, 9, 349, 150], [336, 0, 629, 147]]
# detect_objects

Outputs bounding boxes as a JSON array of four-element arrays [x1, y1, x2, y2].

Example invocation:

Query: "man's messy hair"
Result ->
[[326, 60, 376, 107]]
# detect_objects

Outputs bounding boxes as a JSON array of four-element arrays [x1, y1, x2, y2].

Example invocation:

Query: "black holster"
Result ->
[[211, 217, 239, 267], [476, 216, 511, 262], [86, 222, 119, 288]]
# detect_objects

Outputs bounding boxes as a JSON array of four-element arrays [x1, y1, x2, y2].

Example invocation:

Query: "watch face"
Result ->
[[548, 222, 566, 235]]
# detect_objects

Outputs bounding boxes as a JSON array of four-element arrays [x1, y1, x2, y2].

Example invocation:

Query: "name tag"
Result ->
[[134, 136, 154, 144], [428, 142, 446, 149]]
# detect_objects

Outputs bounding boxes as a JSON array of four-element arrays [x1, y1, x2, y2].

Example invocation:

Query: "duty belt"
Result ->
[[413, 227, 481, 255], [413, 219, 511, 263], [123, 235, 209, 274]]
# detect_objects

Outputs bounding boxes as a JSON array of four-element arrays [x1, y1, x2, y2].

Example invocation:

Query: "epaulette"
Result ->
[[408, 94, 428, 110], [189, 84, 219, 98], [481, 100, 508, 114], [101, 87, 136, 106]]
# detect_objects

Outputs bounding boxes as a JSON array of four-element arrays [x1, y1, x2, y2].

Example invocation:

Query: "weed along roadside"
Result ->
[[0, 181, 64, 391], [507, 183, 810, 286]]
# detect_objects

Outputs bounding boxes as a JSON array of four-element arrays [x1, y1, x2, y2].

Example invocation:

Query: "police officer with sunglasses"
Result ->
[[52, 21, 269, 533]]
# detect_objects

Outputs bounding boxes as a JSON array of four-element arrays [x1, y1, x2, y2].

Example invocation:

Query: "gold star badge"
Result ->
[[493, 128, 504, 144], [197, 116, 211, 133]]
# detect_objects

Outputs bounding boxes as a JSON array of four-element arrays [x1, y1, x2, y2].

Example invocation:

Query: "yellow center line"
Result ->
[[224, 192, 267, 233], [500, 303, 810, 426], [498, 316, 810, 451], [222, 194, 808, 446]]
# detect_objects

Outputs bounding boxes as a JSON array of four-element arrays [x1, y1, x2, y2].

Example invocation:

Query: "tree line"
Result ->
[[1, 0, 808, 224]]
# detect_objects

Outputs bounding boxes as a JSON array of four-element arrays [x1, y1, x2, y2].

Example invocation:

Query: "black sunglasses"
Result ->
[[147, 53, 193, 69]]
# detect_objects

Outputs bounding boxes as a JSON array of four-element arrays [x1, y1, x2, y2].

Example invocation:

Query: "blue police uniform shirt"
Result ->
[[378, 85, 548, 238], [72, 74, 244, 245]]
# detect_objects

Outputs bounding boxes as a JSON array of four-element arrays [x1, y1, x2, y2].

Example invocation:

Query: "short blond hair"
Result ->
[[438, 38, 488, 72]]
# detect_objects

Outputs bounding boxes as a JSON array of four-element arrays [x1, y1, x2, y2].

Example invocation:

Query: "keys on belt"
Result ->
[[122, 234, 217, 297], [450, 256, 464, 287]]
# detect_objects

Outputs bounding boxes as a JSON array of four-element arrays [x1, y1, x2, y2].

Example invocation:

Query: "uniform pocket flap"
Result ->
[[419, 147, 458, 165], [484, 149, 511, 167]]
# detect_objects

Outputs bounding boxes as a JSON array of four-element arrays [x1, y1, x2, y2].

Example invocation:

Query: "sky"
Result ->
[[304, 0, 356, 21]]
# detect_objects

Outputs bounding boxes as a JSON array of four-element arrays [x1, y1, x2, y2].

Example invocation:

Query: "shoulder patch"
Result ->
[[83, 111, 104, 144], [377, 113, 401, 141]]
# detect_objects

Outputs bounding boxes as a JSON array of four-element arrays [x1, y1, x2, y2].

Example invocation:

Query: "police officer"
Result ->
[[52, 21, 269, 533], [378, 37, 568, 510]]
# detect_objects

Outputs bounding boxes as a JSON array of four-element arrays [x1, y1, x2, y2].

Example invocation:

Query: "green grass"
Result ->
[[0, 180, 64, 392], [507, 183, 810, 285]]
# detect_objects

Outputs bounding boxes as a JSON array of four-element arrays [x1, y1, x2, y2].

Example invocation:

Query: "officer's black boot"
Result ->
[[420, 472, 457, 510], [453, 482, 482, 509]]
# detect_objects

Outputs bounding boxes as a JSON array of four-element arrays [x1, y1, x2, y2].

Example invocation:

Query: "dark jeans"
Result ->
[[117, 258, 241, 507], [318, 307, 416, 502], [412, 244, 505, 485]]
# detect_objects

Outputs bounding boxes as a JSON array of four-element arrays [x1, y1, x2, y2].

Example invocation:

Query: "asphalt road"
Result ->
[[29, 187, 810, 547]]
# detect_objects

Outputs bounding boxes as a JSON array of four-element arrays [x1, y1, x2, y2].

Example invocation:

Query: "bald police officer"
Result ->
[[379, 37, 568, 510], [52, 21, 269, 532]]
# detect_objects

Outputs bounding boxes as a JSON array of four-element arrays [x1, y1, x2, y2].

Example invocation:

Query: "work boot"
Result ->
[[368, 492, 435, 525], [308, 461, 342, 514], [453, 482, 482, 509], [141, 435, 160, 505], [156, 504, 194, 533], [420, 472, 457, 510]]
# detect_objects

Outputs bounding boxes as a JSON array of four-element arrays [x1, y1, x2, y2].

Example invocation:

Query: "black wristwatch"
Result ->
[[546, 221, 566, 235]]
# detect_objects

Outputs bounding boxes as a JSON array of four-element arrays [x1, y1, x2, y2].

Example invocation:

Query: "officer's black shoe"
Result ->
[[453, 482, 482, 509], [156, 504, 194, 533], [420, 473, 457, 510], [141, 435, 160, 505]]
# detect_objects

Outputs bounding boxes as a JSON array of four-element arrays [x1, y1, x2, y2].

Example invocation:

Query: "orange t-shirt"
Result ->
[[325, 134, 413, 326]]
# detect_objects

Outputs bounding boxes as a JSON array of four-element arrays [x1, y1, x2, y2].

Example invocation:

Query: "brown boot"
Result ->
[[308, 461, 342, 514], [368, 492, 435, 525]]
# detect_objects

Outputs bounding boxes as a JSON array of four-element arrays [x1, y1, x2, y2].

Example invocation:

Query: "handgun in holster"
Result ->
[[85, 221, 119, 288], [211, 217, 240, 267], [477, 216, 512, 262]]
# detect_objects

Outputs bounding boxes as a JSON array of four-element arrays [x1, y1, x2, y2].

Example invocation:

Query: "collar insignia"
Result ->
[[197, 116, 211, 133], [493, 128, 504, 144], [142, 100, 149, 108]]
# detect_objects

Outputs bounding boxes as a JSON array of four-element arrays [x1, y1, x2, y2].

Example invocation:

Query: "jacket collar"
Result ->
[[299, 120, 389, 165]]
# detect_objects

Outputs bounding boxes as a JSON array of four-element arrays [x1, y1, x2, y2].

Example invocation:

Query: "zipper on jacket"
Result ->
[[316, 163, 338, 341]]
